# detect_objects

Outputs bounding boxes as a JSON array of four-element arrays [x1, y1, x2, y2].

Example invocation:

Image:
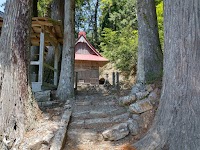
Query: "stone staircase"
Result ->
[[63, 93, 131, 150], [63, 83, 161, 150]]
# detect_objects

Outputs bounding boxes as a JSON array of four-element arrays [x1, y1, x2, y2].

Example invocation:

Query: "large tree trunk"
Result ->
[[32, 0, 38, 17], [51, 0, 64, 24], [0, 0, 40, 149], [57, 0, 75, 100], [43, 0, 64, 83], [94, 0, 99, 47], [132, 0, 200, 149], [136, 0, 163, 83]]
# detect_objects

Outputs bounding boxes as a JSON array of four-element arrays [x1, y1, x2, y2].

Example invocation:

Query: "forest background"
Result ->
[[0, 0, 163, 74]]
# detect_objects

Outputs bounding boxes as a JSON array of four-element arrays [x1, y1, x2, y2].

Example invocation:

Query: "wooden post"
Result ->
[[116, 72, 119, 90], [112, 72, 115, 86], [38, 28, 45, 83], [75, 72, 78, 90], [54, 45, 59, 86]]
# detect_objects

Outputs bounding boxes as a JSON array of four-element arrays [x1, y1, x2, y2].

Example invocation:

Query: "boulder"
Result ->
[[129, 98, 153, 114], [119, 95, 136, 106], [135, 91, 149, 100], [34, 90, 51, 102], [127, 119, 139, 136], [102, 123, 129, 141]]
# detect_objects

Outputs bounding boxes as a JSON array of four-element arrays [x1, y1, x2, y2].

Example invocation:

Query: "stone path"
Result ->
[[63, 93, 135, 150]]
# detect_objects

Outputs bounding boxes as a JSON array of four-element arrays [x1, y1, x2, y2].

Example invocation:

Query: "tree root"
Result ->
[[132, 128, 166, 150]]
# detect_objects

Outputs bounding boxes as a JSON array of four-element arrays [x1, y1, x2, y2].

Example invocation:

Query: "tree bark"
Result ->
[[94, 0, 99, 47], [132, 0, 200, 149], [57, 0, 75, 100], [0, 0, 40, 149], [51, 0, 64, 24], [136, 0, 163, 83], [32, 0, 38, 17]]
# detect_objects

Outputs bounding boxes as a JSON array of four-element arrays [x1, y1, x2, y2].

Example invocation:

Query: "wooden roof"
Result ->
[[31, 17, 63, 46], [75, 32, 109, 66], [0, 17, 63, 46]]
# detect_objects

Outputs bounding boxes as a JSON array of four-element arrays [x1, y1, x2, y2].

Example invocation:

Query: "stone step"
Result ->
[[74, 101, 92, 106], [74, 100, 118, 107], [73, 106, 120, 114], [72, 108, 127, 120], [69, 113, 130, 130], [69, 121, 122, 132]]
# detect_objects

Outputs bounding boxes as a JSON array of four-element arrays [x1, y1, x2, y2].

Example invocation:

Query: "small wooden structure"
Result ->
[[75, 32, 109, 85], [0, 17, 63, 92], [30, 17, 63, 92]]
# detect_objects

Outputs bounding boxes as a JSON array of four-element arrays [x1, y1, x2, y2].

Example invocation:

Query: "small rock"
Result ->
[[131, 114, 140, 121], [102, 123, 129, 141], [129, 98, 153, 114], [66, 100, 70, 105], [64, 104, 71, 109], [127, 119, 139, 136], [119, 95, 136, 106], [148, 88, 160, 100], [135, 91, 149, 100], [146, 84, 155, 92], [131, 83, 145, 94]]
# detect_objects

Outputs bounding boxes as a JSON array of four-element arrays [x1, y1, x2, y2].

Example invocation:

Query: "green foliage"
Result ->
[[100, 28, 138, 72], [155, 0, 163, 5], [156, 1, 164, 49], [100, 0, 137, 31], [75, 0, 100, 47], [99, 0, 138, 73], [38, 0, 52, 17], [75, 0, 90, 33]]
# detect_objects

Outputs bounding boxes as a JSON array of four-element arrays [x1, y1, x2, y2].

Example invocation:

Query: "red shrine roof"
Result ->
[[75, 31, 109, 63], [75, 54, 109, 62]]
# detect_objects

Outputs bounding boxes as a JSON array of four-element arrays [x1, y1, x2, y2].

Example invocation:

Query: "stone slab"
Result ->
[[102, 123, 129, 141], [129, 99, 153, 114]]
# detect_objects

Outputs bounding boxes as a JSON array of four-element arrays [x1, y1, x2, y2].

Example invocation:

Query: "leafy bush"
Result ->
[[100, 27, 138, 72], [156, 1, 164, 49]]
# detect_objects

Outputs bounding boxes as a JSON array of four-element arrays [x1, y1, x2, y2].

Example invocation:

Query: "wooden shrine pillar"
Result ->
[[112, 72, 115, 86], [38, 27, 45, 84], [54, 45, 59, 86]]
